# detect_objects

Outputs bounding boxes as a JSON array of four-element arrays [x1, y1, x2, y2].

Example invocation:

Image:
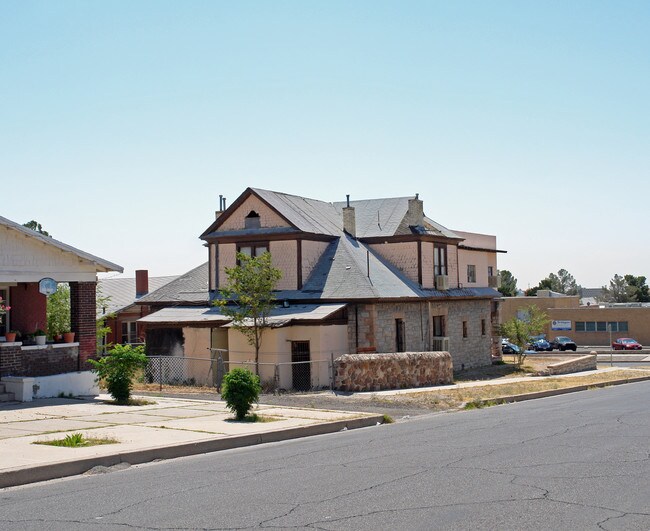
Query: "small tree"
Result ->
[[221, 368, 261, 420], [214, 252, 282, 375], [88, 344, 148, 404], [498, 270, 518, 297], [47, 283, 70, 338], [499, 305, 548, 367]]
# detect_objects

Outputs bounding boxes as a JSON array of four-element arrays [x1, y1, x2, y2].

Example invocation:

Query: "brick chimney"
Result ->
[[135, 270, 149, 298], [342, 195, 356, 238], [406, 193, 424, 228]]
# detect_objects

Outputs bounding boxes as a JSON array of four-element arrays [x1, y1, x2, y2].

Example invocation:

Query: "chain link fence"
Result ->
[[140, 353, 336, 393]]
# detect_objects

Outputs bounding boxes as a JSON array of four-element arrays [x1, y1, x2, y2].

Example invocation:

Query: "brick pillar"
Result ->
[[70, 281, 97, 370]]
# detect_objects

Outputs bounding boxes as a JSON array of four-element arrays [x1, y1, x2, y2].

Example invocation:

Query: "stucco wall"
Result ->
[[421, 241, 434, 289], [334, 351, 453, 392]]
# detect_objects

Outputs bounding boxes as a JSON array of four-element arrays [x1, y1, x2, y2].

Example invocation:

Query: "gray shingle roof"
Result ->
[[97, 275, 179, 317], [137, 262, 209, 305]]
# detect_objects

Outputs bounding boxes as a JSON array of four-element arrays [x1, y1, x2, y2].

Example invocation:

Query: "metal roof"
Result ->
[[139, 303, 347, 327], [137, 262, 209, 304], [97, 275, 179, 317]]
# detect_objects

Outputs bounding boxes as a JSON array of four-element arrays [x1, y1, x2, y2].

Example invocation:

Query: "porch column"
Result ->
[[70, 281, 97, 369]]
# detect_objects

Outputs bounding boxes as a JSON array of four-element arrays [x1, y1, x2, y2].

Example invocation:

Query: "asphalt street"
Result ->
[[2, 381, 649, 530]]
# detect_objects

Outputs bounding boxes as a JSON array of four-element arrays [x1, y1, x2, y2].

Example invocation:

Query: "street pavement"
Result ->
[[1, 380, 648, 530]]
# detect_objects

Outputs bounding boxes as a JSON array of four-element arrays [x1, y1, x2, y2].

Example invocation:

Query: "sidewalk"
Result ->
[[0, 395, 382, 489]]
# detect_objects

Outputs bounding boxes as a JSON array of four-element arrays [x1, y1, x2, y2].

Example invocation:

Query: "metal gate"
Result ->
[[291, 341, 311, 391]]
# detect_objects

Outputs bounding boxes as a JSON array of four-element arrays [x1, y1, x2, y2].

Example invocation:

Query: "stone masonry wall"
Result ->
[[547, 354, 597, 375], [446, 299, 493, 369], [334, 351, 453, 392]]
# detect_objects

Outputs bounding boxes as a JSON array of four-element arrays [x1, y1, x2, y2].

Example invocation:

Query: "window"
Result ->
[[434, 244, 447, 276], [467, 264, 476, 283], [488, 266, 494, 277], [575, 321, 628, 333], [433, 315, 446, 337], [121, 321, 137, 344], [481, 319, 487, 336], [238, 243, 268, 258], [395, 319, 405, 352], [462, 321, 468, 338], [244, 210, 261, 229]]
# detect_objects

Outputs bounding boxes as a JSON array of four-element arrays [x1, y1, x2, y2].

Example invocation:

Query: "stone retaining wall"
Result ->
[[547, 354, 597, 375], [334, 351, 453, 392]]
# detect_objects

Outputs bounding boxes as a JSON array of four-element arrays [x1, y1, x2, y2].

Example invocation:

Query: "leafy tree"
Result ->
[[624, 275, 650, 302], [497, 270, 518, 297], [600, 274, 650, 303], [96, 284, 114, 354], [499, 305, 548, 367], [23, 220, 51, 237], [47, 284, 70, 338], [88, 344, 148, 404], [528, 269, 581, 296], [214, 252, 282, 375], [221, 368, 261, 420]]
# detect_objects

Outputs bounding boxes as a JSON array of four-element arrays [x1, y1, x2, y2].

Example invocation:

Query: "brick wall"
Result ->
[[0, 343, 22, 377], [9, 283, 46, 334], [70, 281, 96, 369], [334, 351, 453, 392]]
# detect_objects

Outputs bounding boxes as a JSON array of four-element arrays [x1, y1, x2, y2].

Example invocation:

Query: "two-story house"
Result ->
[[139, 188, 504, 390]]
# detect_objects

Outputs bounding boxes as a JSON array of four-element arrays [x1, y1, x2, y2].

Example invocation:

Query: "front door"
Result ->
[[291, 341, 311, 391]]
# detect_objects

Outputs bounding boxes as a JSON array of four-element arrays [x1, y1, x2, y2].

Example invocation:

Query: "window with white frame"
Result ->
[[121, 321, 138, 344], [467, 264, 476, 283]]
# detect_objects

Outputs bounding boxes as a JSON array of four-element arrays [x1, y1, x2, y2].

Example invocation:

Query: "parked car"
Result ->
[[550, 336, 578, 351], [529, 338, 553, 352], [611, 338, 642, 350], [501, 339, 520, 355]]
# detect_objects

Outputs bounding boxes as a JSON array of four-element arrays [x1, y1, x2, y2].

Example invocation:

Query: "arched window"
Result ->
[[245, 210, 261, 229]]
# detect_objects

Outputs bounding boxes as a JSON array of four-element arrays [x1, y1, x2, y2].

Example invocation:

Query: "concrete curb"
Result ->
[[0, 414, 384, 489], [473, 374, 650, 406]]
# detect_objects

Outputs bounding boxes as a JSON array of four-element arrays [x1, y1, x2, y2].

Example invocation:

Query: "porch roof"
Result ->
[[138, 303, 347, 327]]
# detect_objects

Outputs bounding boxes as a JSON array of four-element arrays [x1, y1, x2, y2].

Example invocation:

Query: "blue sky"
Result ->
[[2, 1, 649, 289]]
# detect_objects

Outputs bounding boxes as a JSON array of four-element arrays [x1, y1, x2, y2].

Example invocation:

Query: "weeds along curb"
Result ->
[[470, 374, 650, 407]]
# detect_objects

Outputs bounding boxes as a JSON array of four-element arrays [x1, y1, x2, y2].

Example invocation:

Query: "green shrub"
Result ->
[[88, 344, 148, 404], [221, 368, 261, 420]]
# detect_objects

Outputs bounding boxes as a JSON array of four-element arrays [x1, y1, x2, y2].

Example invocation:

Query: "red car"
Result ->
[[611, 338, 643, 350]]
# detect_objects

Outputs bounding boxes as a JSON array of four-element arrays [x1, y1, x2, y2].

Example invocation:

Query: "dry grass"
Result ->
[[385, 368, 650, 410]]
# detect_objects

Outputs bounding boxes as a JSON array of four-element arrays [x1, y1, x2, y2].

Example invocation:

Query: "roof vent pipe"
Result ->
[[346, 194, 350, 208]]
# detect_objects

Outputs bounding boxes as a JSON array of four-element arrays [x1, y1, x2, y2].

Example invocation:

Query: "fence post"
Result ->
[[274, 364, 280, 394], [158, 357, 162, 392], [216, 354, 225, 393], [330, 352, 335, 391]]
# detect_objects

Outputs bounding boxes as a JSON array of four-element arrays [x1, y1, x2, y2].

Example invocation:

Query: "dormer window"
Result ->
[[245, 210, 261, 229]]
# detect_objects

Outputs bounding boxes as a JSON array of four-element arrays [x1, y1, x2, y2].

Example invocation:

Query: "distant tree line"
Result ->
[[497, 268, 650, 303]]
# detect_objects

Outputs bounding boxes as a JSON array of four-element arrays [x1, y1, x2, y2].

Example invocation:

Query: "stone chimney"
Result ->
[[342, 194, 356, 238], [406, 193, 424, 228], [135, 270, 149, 298]]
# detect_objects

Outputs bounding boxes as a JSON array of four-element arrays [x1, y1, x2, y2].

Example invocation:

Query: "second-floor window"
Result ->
[[467, 264, 476, 283], [434, 244, 447, 276], [488, 266, 494, 277], [238, 243, 268, 258]]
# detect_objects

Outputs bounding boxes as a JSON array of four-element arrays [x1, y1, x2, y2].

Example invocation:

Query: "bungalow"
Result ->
[[0, 216, 122, 401], [138, 188, 504, 390]]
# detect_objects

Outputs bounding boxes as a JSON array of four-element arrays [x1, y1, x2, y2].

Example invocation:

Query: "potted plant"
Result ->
[[34, 328, 47, 346], [63, 331, 76, 343], [5, 330, 19, 342]]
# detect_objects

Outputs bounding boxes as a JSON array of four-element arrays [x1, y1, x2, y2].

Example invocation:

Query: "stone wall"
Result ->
[[547, 354, 597, 375], [0, 343, 79, 377], [334, 351, 453, 392]]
